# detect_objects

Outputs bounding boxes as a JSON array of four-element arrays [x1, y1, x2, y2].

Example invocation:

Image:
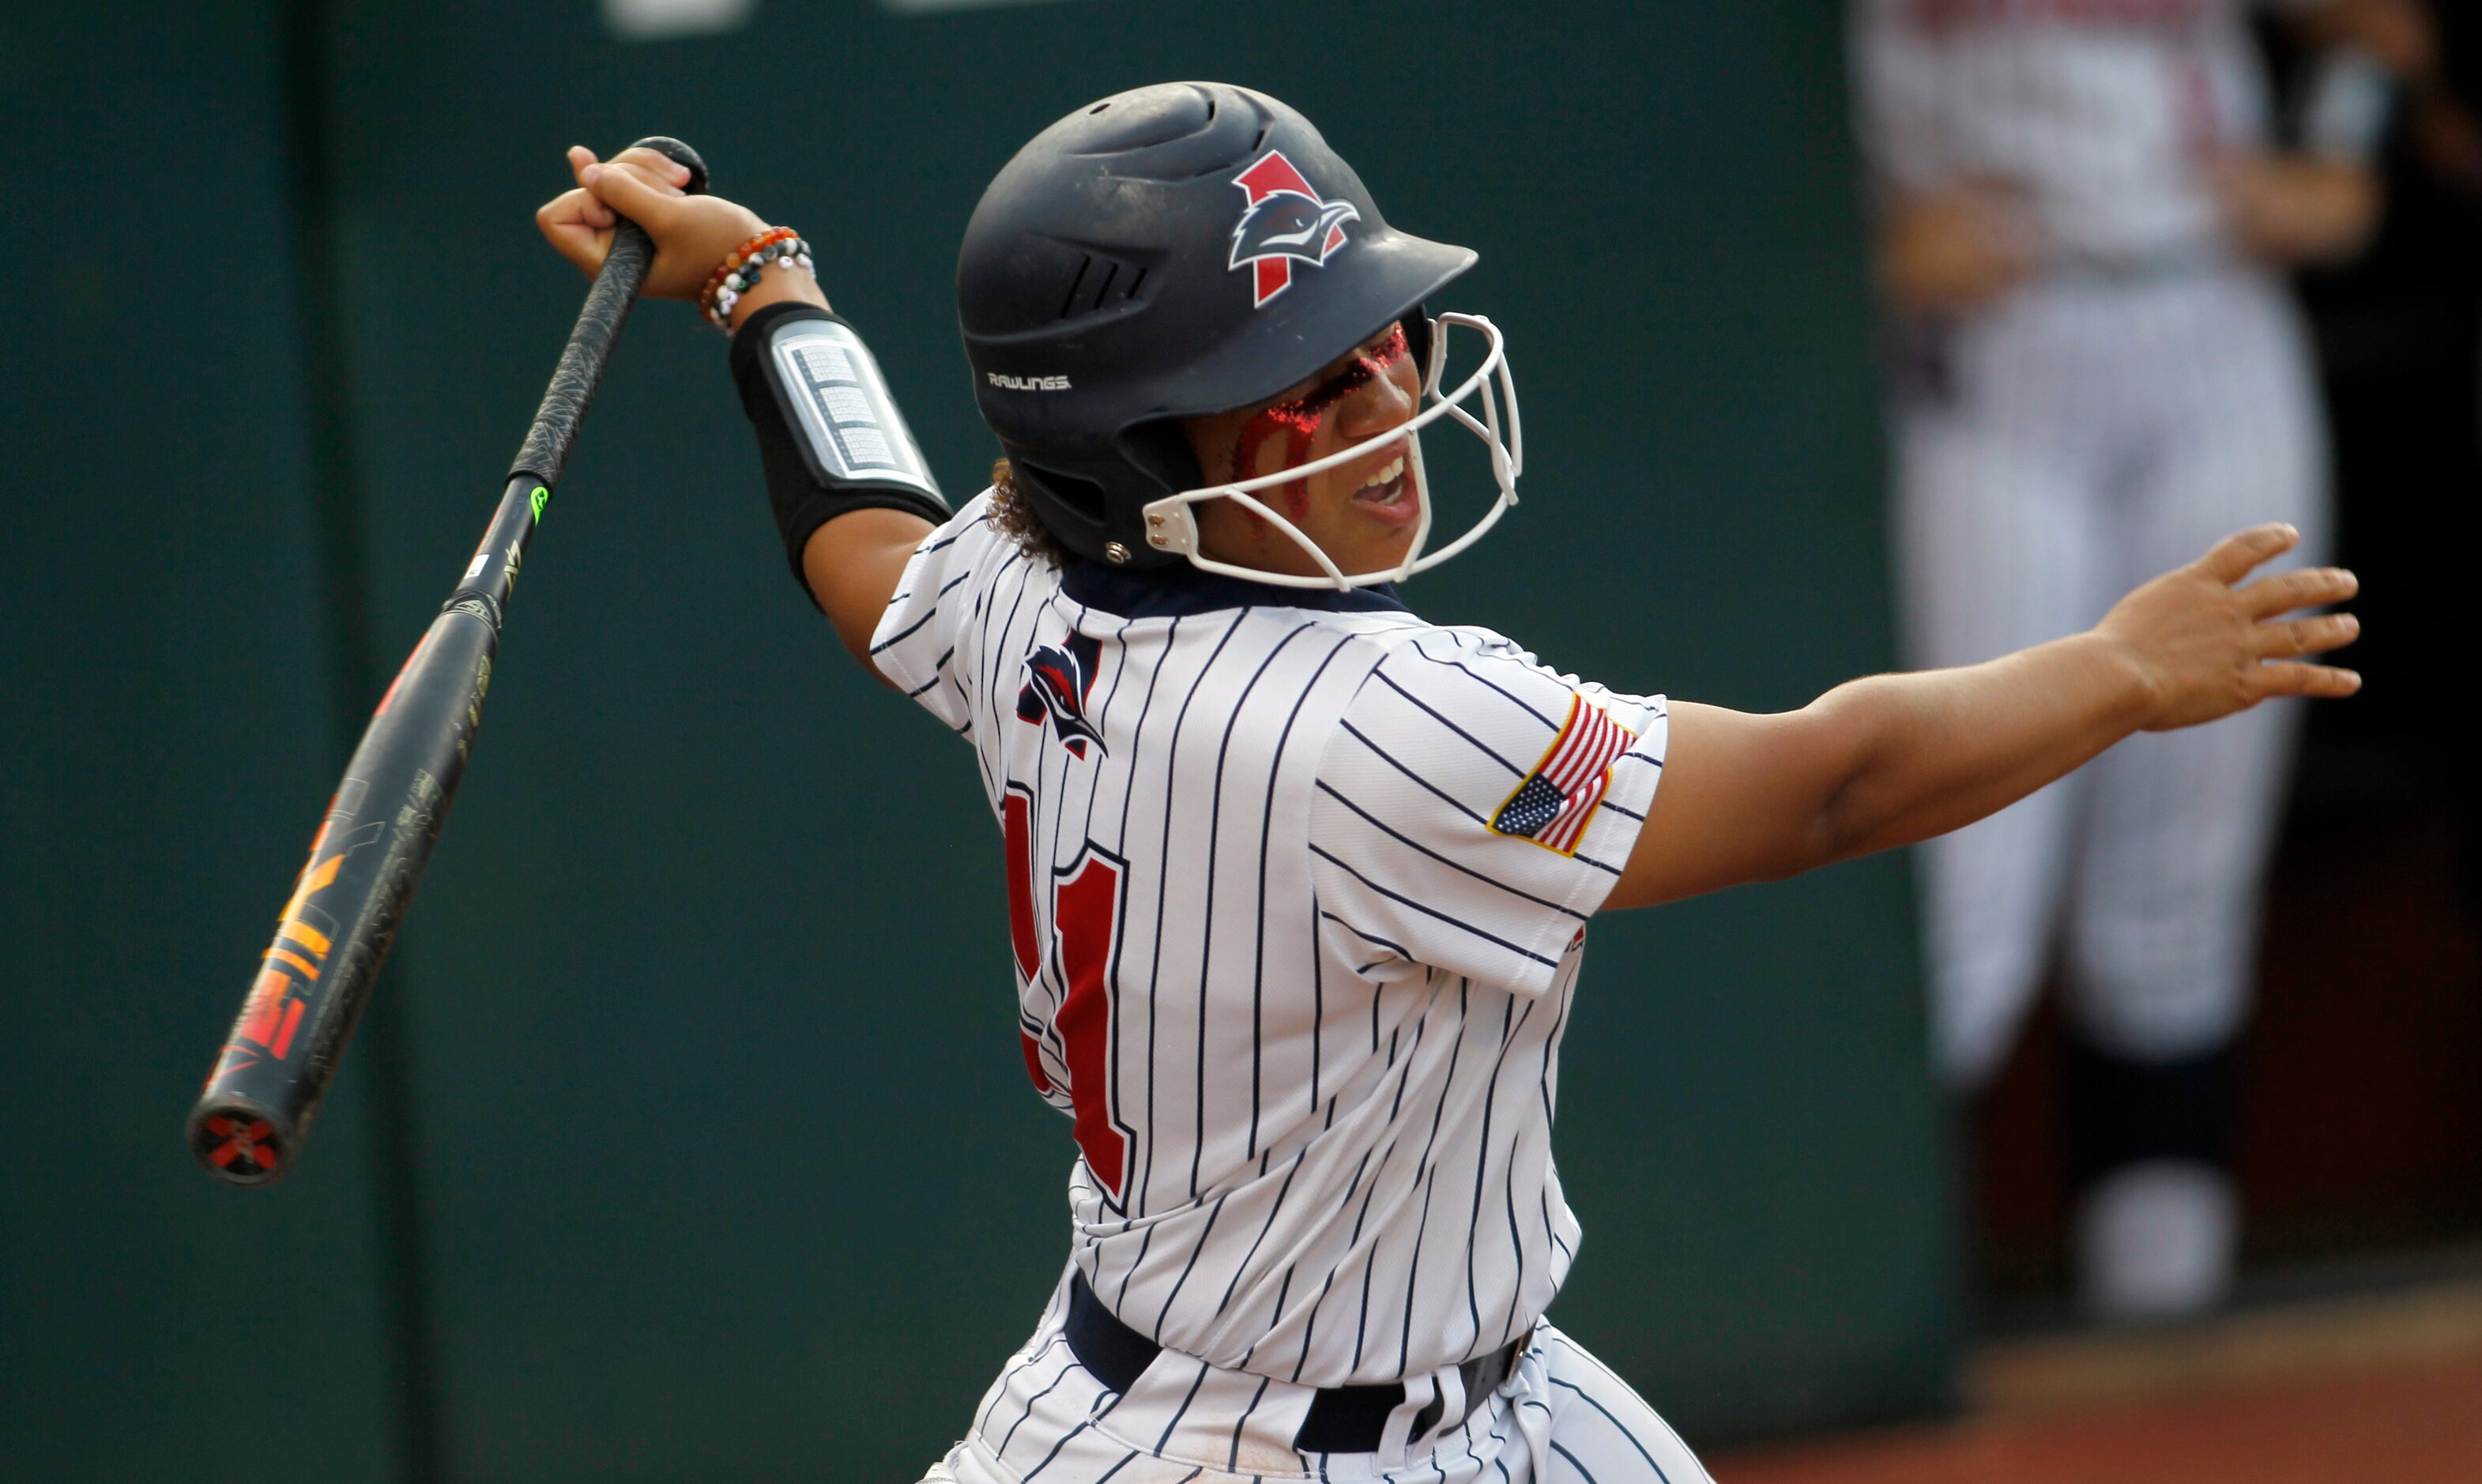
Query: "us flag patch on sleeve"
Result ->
[[1489, 693, 1637, 855]]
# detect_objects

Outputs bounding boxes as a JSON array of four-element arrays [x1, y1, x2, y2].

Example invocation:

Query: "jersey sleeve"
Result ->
[[1309, 628, 1669, 999], [868, 492, 1003, 730]]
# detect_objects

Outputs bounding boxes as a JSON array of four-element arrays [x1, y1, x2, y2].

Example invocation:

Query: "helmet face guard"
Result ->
[[959, 83, 1521, 580], [1136, 313, 1523, 589]]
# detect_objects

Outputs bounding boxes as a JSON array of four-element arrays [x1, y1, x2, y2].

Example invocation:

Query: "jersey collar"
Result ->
[[1060, 557, 1410, 620]]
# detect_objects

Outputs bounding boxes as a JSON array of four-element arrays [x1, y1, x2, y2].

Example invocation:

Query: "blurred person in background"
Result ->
[[1851, 0, 2433, 1323]]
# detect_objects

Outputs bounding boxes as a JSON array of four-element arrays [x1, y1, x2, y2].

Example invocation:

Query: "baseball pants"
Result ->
[[917, 1265, 1713, 1484], [1893, 264, 2328, 1087]]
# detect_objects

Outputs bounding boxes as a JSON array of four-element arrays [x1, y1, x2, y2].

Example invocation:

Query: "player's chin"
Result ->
[[1334, 529, 1420, 582]]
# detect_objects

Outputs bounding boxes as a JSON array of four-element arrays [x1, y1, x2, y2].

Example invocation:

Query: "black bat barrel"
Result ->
[[187, 476, 540, 1184], [187, 135, 705, 1187]]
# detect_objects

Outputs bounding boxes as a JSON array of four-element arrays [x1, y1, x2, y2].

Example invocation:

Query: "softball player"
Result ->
[[538, 82, 2359, 1481], [1853, 0, 2419, 1318]]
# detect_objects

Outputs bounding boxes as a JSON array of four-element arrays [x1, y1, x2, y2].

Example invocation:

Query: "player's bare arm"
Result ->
[[2296, 0, 2437, 80], [2332, 0, 2482, 194], [540, 146, 934, 667], [2212, 153, 2379, 266], [2216, 0, 2447, 266], [1608, 525, 2359, 910]]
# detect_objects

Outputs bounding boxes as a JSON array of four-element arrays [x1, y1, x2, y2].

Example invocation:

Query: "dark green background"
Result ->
[[4, 2, 1953, 1478]]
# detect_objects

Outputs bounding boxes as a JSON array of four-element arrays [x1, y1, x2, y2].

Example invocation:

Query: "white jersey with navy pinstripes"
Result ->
[[872, 492, 1668, 1388], [1855, 0, 2324, 267]]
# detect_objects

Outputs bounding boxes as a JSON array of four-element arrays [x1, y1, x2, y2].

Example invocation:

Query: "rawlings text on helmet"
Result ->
[[1229, 151, 1362, 309]]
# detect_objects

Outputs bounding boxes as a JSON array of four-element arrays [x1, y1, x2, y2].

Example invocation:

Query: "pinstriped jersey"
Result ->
[[1853, 0, 2318, 266], [871, 494, 1668, 1388]]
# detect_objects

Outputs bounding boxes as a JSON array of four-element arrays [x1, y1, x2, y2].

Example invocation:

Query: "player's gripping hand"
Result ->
[[2098, 523, 2361, 733], [535, 144, 773, 301]]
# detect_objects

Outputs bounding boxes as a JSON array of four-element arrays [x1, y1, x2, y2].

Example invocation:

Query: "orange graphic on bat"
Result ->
[[227, 826, 347, 1064]]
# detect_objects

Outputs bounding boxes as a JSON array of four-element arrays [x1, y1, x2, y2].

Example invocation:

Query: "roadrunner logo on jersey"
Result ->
[[1490, 694, 1636, 855], [1229, 149, 1361, 309], [1017, 632, 1108, 758]]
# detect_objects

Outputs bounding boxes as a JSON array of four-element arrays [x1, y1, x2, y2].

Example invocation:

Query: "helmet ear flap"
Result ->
[[1017, 432, 1197, 567], [1124, 420, 1206, 499], [1015, 460, 1114, 538]]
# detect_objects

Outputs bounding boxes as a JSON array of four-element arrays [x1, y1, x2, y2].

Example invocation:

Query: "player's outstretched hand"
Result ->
[[534, 144, 771, 301], [2098, 523, 2360, 733]]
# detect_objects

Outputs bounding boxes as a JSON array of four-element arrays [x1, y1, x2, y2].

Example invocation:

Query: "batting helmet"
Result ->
[[959, 81, 1523, 586]]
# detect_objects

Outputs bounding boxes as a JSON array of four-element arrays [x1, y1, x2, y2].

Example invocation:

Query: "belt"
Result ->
[[1063, 1271, 1525, 1455]]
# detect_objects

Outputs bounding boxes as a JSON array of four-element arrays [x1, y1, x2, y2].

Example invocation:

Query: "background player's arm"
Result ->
[[2292, 0, 2436, 77], [1849, 0, 2045, 315], [1606, 525, 2359, 910], [540, 148, 934, 670], [2212, 155, 2379, 268], [2220, 0, 2443, 266]]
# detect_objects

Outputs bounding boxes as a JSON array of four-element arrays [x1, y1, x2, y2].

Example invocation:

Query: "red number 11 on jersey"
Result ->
[[1004, 787, 1133, 1205]]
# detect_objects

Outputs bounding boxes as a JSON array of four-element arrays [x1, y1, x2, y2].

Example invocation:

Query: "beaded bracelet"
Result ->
[[701, 227, 815, 331]]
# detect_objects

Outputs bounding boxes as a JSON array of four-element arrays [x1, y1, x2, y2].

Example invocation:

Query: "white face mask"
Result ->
[[1136, 313, 1523, 589]]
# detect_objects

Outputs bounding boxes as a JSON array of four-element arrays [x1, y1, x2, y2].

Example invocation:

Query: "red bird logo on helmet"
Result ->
[[1229, 150, 1362, 308]]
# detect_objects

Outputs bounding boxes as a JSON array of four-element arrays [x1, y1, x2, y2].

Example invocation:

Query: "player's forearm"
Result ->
[[1809, 631, 2155, 864], [2230, 155, 2381, 266], [2294, 0, 2439, 87]]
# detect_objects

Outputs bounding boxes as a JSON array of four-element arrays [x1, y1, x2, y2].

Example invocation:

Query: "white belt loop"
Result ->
[[1427, 1365, 1467, 1450], [1373, 1373, 1437, 1469], [1509, 1347, 1557, 1484]]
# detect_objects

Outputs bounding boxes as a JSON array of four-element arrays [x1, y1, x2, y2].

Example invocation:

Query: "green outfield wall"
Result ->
[[5, 3, 1955, 1478]]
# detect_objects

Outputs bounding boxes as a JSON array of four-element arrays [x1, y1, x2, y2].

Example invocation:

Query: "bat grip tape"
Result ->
[[509, 221, 656, 491]]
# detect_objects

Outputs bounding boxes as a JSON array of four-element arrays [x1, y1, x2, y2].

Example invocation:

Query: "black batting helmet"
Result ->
[[958, 82, 1483, 571]]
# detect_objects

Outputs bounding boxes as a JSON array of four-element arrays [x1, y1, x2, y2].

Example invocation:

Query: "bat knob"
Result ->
[[625, 136, 710, 197], [188, 1097, 293, 1187]]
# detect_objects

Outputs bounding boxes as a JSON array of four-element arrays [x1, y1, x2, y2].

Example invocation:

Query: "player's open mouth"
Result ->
[[1351, 454, 1419, 529]]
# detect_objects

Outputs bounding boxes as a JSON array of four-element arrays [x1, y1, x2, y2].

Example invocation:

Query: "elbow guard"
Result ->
[[729, 299, 949, 593]]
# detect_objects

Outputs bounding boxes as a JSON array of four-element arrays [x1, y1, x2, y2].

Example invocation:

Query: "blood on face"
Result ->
[[1229, 322, 1411, 521]]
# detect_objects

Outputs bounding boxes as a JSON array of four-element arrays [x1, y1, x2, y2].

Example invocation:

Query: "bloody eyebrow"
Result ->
[[1270, 323, 1410, 416]]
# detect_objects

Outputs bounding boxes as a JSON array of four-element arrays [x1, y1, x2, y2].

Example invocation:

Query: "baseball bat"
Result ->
[[188, 137, 710, 1186]]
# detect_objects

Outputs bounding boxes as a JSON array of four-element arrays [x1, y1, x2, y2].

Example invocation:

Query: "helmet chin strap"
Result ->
[[1137, 314, 1523, 590]]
